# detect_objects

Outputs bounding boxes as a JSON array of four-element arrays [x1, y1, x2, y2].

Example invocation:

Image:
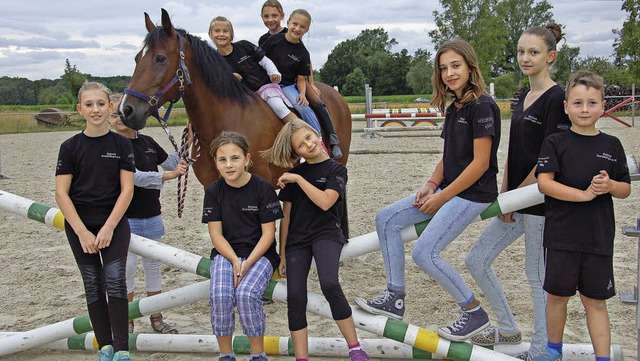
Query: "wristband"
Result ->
[[427, 179, 439, 189]]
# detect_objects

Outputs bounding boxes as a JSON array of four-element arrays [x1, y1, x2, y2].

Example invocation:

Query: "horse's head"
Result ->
[[121, 9, 190, 130]]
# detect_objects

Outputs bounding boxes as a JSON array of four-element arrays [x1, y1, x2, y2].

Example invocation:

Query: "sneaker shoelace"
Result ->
[[448, 311, 470, 332], [370, 289, 393, 305]]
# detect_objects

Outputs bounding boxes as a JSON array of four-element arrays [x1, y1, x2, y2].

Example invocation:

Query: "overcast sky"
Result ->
[[0, 0, 627, 81]]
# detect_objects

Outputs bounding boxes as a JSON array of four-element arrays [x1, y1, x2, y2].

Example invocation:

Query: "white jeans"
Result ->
[[466, 213, 546, 355]]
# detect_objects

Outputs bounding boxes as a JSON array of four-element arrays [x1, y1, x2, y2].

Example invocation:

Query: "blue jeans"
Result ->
[[126, 215, 165, 294], [376, 192, 489, 307], [466, 213, 546, 355], [281, 84, 321, 134]]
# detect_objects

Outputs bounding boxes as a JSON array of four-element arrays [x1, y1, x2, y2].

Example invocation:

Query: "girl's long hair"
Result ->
[[431, 38, 486, 111], [260, 118, 318, 168]]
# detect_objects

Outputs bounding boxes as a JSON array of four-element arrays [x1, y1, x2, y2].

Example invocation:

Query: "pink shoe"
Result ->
[[349, 349, 370, 361]]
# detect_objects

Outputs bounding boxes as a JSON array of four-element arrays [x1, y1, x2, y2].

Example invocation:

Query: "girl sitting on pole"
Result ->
[[202, 131, 283, 361]]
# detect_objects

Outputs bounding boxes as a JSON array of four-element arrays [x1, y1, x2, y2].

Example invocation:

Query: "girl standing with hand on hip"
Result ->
[[355, 38, 501, 342], [203, 132, 283, 361], [261, 119, 369, 361], [55, 81, 135, 361], [466, 24, 570, 361]]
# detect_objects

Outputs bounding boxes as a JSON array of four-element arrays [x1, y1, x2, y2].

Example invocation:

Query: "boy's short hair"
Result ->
[[565, 70, 605, 101]]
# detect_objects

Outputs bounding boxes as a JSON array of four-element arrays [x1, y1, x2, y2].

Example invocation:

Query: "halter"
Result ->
[[123, 31, 200, 218]]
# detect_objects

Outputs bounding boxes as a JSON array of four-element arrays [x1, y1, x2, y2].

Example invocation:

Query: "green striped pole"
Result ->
[[0, 280, 210, 357], [0, 332, 624, 361], [262, 280, 519, 361]]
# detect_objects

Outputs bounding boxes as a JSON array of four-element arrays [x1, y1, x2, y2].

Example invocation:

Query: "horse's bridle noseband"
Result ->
[[123, 32, 192, 124]]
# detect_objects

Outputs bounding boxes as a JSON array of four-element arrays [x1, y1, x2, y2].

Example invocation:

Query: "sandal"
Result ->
[[128, 320, 134, 334], [150, 314, 178, 334]]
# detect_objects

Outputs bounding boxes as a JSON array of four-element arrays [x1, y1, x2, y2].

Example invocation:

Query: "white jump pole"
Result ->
[[0, 280, 210, 357], [0, 332, 623, 361]]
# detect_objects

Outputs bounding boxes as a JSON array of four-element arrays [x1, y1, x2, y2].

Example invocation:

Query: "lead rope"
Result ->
[[176, 125, 200, 218]]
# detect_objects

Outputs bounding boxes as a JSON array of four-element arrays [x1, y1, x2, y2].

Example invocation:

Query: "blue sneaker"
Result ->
[[219, 355, 236, 361], [112, 350, 132, 361], [532, 348, 562, 361], [97, 345, 113, 361]]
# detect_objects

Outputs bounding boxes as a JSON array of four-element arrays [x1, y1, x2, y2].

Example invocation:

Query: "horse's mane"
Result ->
[[144, 27, 253, 105]]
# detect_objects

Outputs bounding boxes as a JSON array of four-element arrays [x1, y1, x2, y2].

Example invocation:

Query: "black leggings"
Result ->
[[286, 239, 352, 331], [65, 217, 130, 352]]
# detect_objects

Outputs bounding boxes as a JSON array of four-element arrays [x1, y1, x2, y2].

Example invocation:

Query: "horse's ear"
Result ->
[[160, 8, 175, 34], [144, 12, 155, 33]]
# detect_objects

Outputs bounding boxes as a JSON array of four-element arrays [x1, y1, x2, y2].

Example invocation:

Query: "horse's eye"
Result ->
[[154, 54, 167, 64]]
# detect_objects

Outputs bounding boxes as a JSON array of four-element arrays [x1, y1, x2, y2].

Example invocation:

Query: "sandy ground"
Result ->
[[0, 119, 639, 360]]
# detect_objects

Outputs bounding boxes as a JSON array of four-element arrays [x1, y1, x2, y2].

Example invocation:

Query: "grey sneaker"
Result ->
[[437, 307, 490, 341], [219, 356, 236, 361], [515, 350, 534, 361], [354, 289, 405, 320], [249, 355, 268, 361], [470, 326, 522, 346], [532, 348, 562, 361]]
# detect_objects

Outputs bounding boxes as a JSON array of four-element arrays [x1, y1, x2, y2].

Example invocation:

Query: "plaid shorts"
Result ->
[[209, 255, 273, 336]]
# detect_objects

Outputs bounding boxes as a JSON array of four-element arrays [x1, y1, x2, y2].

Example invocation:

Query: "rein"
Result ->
[[123, 31, 201, 218]]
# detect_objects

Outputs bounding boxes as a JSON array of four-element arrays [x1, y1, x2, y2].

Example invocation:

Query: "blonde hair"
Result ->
[[208, 16, 234, 41], [289, 9, 312, 24], [77, 81, 111, 103], [431, 38, 486, 112], [261, 0, 284, 15], [565, 70, 605, 101], [210, 131, 252, 170], [260, 118, 317, 168]]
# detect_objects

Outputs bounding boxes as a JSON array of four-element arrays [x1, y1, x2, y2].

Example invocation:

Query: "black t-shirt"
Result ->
[[202, 175, 283, 270], [507, 84, 570, 215], [260, 33, 311, 86], [223, 40, 271, 92], [127, 133, 169, 219], [440, 95, 501, 203], [258, 28, 288, 47], [56, 131, 135, 212], [278, 159, 347, 250], [536, 130, 630, 255]]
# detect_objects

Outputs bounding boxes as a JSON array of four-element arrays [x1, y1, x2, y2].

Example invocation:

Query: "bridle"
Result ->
[[123, 31, 200, 218]]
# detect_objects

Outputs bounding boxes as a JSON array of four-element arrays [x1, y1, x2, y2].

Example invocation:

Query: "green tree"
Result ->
[[578, 56, 634, 88], [63, 59, 87, 100], [493, 73, 518, 99], [319, 28, 403, 93], [0, 77, 37, 105], [553, 44, 581, 86], [342, 68, 368, 96], [613, 0, 640, 83], [406, 49, 434, 94], [430, 0, 506, 78], [496, 0, 554, 77]]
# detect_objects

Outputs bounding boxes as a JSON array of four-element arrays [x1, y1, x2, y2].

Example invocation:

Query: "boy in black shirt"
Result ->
[[534, 70, 631, 361]]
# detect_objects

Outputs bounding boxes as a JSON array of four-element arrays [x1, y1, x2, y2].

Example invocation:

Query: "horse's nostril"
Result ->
[[123, 105, 133, 118]]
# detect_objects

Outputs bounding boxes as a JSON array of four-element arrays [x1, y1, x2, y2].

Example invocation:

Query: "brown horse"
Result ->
[[121, 9, 352, 234]]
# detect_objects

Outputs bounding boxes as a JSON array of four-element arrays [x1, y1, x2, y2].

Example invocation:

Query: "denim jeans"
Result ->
[[281, 84, 321, 134], [376, 192, 489, 307], [126, 215, 165, 294], [466, 212, 546, 355]]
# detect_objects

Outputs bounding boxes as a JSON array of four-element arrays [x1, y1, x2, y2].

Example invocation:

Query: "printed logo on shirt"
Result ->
[[266, 201, 281, 214], [242, 205, 259, 212], [102, 152, 121, 159], [237, 55, 251, 64], [596, 152, 617, 163], [524, 115, 541, 125], [557, 123, 570, 131], [477, 116, 495, 130], [457, 116, 468, 124], [144, 148, 157, 154], [202, 206, 213, 217], [316, 177, 327, 184], [287, 54, 301, 63], [537, 156, 550, 168]]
